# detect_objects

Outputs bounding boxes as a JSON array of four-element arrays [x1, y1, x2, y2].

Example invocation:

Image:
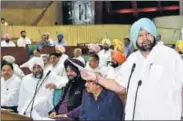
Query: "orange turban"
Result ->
[[111, 50, 126, 64]]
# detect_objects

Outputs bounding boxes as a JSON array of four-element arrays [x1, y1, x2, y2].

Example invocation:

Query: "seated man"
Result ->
[[46, 53, 66, 77], [80, 72, 123, 120], [37, 34, 52, 50], [3, 55, 25, 79], [49, 59, 86, 120], [73, 48, 85, 65], [1, 33, 16, 47], [17, 30, 32, 47], [18, 57, 68, 119], [85, 54, 101, 72], [98, 38, 112, 67], [53, 34, 67, 46], [1, 62, 21, 113]]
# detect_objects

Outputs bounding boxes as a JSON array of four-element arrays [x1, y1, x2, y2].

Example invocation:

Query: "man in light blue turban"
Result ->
[[53, 34, 67, 46], [130, 18, 157, 55], [81, 18, 183, 120]]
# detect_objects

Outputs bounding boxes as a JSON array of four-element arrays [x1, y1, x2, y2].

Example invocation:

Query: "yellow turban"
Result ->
[[114, 45, 125, 53], [113, 39, 122, 46], [176, 40, 183, 53], [55, 45, 66, 53]]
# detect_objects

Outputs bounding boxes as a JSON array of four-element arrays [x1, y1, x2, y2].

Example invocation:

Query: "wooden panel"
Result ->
[[1, 47, 29, 65], [1, 25, 131, 46]]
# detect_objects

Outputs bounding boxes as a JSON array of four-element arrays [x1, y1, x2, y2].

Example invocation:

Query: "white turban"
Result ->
[[20, 57, 44, 71], [101, 38, 112, 46], [3, 55, 15, 64]]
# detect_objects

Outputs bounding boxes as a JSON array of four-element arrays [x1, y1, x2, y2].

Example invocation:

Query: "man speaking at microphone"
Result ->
[[81, 18, 183, 120], [18, 57, 68, 119]]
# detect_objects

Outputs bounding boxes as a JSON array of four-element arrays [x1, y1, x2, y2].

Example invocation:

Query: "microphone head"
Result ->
[[46, 70, 51, 76], [133, 63, 136, 68], [138, 80, 142, 86]]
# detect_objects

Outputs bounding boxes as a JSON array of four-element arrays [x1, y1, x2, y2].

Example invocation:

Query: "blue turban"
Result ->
[[130, 18, 157, 48], [57, 34, 64, 39]]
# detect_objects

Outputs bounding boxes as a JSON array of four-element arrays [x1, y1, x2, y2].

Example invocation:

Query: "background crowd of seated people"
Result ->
[[1, 23, 183, 120]]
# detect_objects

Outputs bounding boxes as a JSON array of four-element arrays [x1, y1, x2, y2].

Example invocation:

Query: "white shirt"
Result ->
[[17, 37, 32, 47], [1, 40, 16, 47], [1, 74, 21, 107], [73, 56, 85, 65], [116, 44, 183, 120], [105, 65, 123, 79], [46, 54, 68, 77], [98, 49, 112, 67], [18, 72, 68, 118]]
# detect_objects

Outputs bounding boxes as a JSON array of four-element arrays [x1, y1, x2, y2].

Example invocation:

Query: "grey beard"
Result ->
[[34, 73, 43, 79]]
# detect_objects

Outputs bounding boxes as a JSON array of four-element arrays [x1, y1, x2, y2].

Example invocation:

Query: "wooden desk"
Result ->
[[1, 47, 29, 65], [41, 46, 89, 57], [1, 110, 32, 120]]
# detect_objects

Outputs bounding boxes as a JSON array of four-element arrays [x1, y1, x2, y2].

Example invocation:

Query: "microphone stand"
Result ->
[[29, 71, 51, 118], [23, 79, 41, 116], [132, 80, 142, 120], [23, 71, 51, 118], [122, 64, 136, 120]]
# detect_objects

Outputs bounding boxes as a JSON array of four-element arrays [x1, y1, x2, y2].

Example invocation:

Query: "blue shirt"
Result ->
[[36, 40, 52, 50], [125, 44, 134, 58], [80, 89, 123, 120]]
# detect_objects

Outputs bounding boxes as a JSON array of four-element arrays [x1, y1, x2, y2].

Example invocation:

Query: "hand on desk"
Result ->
[[49, 112, 67, 118]]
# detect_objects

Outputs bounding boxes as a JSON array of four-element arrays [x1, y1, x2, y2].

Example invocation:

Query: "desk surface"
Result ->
[[1, 109, 32, 120]]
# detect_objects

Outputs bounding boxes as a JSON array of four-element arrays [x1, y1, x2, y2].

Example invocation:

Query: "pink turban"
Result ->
[[87, 43, 101, 53]]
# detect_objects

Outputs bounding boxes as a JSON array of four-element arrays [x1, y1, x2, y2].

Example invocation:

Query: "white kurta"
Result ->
[[1, 41, 16, 47], [105, 65, 123, 79], [18, 72, 68, 118], [17, 37, 32, 47], [45, 64, 66, 77], [98, 49, 112, 67], [116, 44, 183, 120], [1, 74, 21, 107], [45, 54, 68, 77]]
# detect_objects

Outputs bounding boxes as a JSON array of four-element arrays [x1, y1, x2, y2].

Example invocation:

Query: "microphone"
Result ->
[[122, 63, 136, 120], [127, 63, 136, 94], [132, 80, 142, 120], [23, 70, 51, 117]]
